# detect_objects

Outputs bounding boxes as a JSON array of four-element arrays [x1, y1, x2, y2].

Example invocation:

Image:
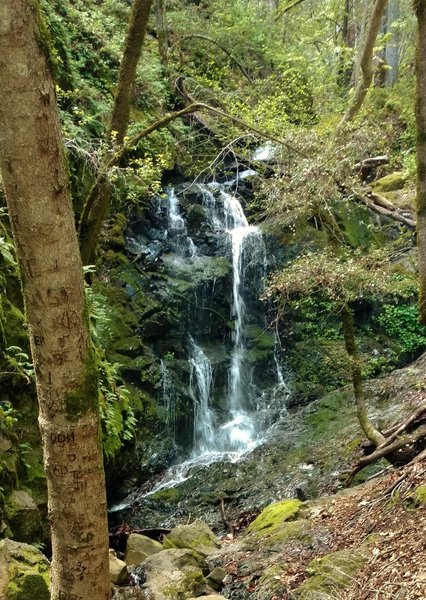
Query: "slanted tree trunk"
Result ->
[[341, 305, 386, 446], [108, 0, 154, 145], [339, 0, 388, 126], [79, 0, 153, 266], [0, 2, 110, 599], [415, 0, 426, 324], [353, 0, 372, 85]]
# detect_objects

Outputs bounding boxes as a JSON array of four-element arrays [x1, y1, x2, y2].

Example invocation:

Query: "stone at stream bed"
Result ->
[[163, 519, 221, 557], [0, 538, 50, 600], [132, 548, 208, 600], [109, 549, 129, 585], [125, 533, 163, 565], [187, 596, 227, 599]]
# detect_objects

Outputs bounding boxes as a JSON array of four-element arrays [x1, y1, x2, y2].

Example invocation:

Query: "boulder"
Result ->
[[124, 533, 163, 565], [109, 549, 129, 585], [163, 520, 221, 557], [133, 548, 208, 600], [0, 538, 50, 600], [4, 490, 42, 543], [112, 588, 146, 599]]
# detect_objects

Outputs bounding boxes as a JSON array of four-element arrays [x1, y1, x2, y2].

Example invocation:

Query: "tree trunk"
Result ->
[[79, 0, 153, 266], [108, 0, 153, 145], [338, 0, 355, 90], [384, 0, 400, 85], [0, 3, 110, 599], [353, 0, 372, 85], [340, 0, 388, 126], [341, 305, 386, 446], [155, 0, 168, 68], [415, 0, 426, 324]]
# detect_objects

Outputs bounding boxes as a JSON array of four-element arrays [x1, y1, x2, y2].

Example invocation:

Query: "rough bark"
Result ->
[[415, 0, 426, 324], [0, 2, 110, 599], [340, 0, 388, 126], [341, 305, 386, 446], [108, 0, 153, 145]]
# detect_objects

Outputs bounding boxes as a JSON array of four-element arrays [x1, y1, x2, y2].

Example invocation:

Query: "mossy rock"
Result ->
[[0, 539, 50, 600], [4, 491, 42, 544], [373, 172, 408, 193], [163, 519, 220, 557], [294, 547, 368, 599], [248, 499, 302, 536], [255, 564, 288, 599]]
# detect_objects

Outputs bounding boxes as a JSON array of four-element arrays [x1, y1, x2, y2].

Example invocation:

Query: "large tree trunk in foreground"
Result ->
[[0, 2, 110, 599], [339, 0, 388, 126], [415, 0, 426, 324], [79, 0, 153, 266]]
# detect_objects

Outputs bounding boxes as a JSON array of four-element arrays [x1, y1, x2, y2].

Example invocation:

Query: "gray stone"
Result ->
[[206, 566, 227, 590], [109, 549, 129, 585], [187, 596, 226, 600], [125, 533, 163, 566], [163, 520, 221, 557], [0, 538, 50, 599]]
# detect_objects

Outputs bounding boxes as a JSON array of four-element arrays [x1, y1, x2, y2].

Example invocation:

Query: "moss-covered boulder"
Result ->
[[408, 485, 426, 506], [163, 520, 220, 557], [373, 172, 408, 192], [132, 548, 208, 600], [4, 491, 42, 544], [294, 548, 368, 599], [124, 533, 163, 566], [0, 538, 50, 600], [248, 499, 303, 536]]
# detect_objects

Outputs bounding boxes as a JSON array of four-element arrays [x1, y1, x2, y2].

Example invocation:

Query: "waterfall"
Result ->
[[188, 337, 216, 454], [160, 360, 177, 438], [166, 187, 197, 257]]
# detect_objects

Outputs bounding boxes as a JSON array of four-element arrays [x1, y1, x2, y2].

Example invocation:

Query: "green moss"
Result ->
[[150, 487, 182, 504], [373, 172, 408, 193], [294, 548, 368, 599], [248, 499, 302, 535], [409, 485, 426, 506], [5, 573, 50, 600], [161, 567, 206, 599]]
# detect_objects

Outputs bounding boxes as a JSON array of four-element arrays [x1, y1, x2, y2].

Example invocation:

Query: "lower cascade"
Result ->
[[124, 171, 289, 496]]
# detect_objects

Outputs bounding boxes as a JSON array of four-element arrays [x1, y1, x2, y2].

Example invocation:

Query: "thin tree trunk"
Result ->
[[353, 0, 372, 85], [340, 0, 388, 126], [155, 0, 168, 68], [341, 305, 386, 446], [415, 0, 426, 324], [0, 2, 110, 599], [79, 0, 153, 265], [108, 0, 153, 145], [384, 0, 400, 85]]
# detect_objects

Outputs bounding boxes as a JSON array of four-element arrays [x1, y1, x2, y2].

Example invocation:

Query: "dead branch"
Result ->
[[220, 498, 235, 539], [346, 187, 416, 229], [375, 405, 426, 453]]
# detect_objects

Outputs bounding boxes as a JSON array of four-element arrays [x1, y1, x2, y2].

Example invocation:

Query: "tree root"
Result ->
[[345, 405, 426, 486]]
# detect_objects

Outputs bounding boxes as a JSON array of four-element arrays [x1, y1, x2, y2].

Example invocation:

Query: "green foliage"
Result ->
[[376, 304, 426, 356], [85, 282, 136, 459]]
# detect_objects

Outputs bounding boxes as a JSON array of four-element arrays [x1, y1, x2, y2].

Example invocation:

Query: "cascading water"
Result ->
[[118, 170, 289, 501]]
